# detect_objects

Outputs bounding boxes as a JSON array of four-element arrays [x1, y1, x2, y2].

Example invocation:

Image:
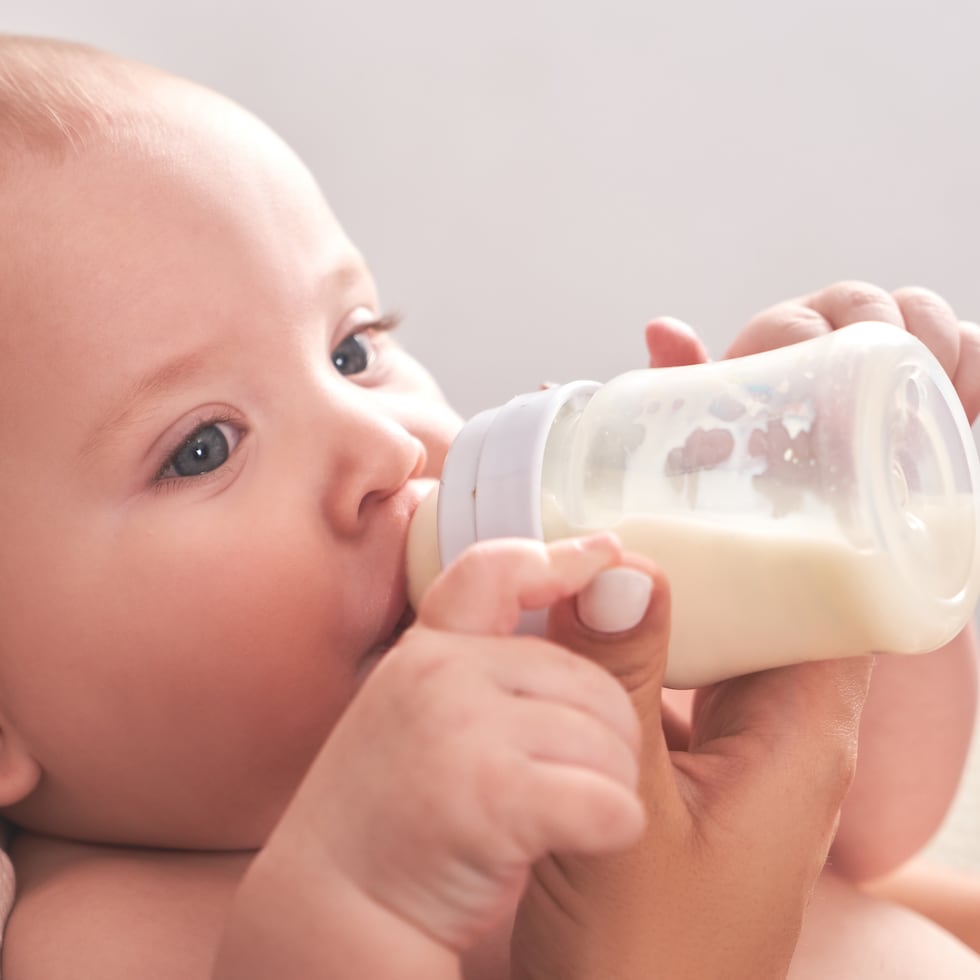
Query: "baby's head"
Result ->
[[0, 36, 461, 849]]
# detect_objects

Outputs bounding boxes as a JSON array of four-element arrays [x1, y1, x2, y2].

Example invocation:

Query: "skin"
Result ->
[[0, 48, 977, 978], [0, 85, 464, 850], [648, 284, 980, 879], [0, 69, 654, 977], [644, 290, 980, 975], [862, 860, 980, 954]]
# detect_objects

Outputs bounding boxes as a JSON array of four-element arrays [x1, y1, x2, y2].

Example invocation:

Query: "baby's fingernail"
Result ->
[[576, 568, 653, 633], [578, 530, 620, 554]]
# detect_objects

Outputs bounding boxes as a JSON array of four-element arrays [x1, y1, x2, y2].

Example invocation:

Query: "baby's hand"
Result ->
[[274, 533, 645, 955], [727, 281, 980, 424], [646, 282, 980, 423]]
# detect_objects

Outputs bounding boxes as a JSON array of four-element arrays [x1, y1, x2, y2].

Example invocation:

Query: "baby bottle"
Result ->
[[407, 322, 980, 687]]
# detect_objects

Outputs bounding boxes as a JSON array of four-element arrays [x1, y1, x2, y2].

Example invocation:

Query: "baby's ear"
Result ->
[[0, 713, 41, 807]]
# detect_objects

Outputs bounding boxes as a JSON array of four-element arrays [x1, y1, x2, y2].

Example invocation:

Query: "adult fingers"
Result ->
[[547, 558, 676, 794], [549, 558, 669, 695]]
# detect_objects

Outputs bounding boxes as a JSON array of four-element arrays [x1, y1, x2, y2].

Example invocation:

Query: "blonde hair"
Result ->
[[0, 35, 150, 163]]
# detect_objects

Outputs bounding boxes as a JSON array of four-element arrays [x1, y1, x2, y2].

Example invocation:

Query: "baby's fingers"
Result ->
[[726, 281, 901, 358], [644, 316, 711, 368], [892, 287, 980, 422], [418, 533, 623, 636], [805, 280, 905, 332], [953, 320, 980, 424], [512, 697, 640, 791], [462, 637, 642, 757], [725, 299, 830, 358], [512, 762, 646, 857], [892, 286, 961, 379]]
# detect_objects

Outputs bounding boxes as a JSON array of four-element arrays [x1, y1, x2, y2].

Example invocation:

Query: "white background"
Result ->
[[5, 0, 978, 867]]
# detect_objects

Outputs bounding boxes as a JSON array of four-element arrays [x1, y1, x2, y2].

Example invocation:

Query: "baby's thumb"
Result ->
[[548, 562, 671, 716], [644, 316, 710, 368]]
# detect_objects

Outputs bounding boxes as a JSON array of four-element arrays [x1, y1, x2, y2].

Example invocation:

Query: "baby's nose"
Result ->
[[321, 400, 427, 536]]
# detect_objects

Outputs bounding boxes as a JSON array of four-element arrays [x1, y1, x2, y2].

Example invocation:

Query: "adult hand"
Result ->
[[511, 557, 871, 979], [717, 282, 980, 878], [647, 281, 979, 881]]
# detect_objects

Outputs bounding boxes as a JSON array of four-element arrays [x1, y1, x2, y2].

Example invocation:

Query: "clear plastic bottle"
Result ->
[[407, 322, 980, 687]]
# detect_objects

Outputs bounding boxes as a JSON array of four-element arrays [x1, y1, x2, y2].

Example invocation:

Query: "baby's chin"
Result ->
[[355, 605, 417, 687]]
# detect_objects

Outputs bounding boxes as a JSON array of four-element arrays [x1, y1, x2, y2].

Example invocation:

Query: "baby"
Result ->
[[0, 35, 978, 978]]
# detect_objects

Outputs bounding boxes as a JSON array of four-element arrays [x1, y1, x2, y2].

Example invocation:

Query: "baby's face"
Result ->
[[0, 84, 462, 847]]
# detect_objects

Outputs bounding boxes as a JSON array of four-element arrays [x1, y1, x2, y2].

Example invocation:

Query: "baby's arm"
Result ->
[[790, 868, 980, 978], [719, 281, 980, 879], [831, 623, 977, 878], [213, 534, 645, 980], [861, 858, 980, 953]]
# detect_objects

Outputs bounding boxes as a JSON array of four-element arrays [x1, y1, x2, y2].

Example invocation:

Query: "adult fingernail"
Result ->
[[576, 568, 653, 634]]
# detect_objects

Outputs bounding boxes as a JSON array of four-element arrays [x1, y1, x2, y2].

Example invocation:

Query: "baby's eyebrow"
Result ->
[[80, 349, 212, 460]]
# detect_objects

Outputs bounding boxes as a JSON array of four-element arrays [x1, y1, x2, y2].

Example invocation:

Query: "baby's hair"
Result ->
[[0, 35, 153, 164]]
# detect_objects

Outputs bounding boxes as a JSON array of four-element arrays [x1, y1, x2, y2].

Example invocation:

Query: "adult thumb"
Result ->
[[548, 559, 671, 715]]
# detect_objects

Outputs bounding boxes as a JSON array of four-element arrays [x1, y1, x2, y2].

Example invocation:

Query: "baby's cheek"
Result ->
[[417, 408, 463, 478], [114, 526, 355, 733], [386, 354, 463, 476]]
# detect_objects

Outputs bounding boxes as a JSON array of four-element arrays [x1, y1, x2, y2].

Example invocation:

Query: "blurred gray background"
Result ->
[[5, 0, 977, 870]]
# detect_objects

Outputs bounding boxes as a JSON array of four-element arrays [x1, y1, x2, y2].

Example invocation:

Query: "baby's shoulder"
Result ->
[[4, 832, 249, 980]]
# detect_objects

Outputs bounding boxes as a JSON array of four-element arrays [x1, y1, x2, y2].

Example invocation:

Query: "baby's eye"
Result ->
[[159, 421, 240, 479], [331, 332, 374, 376]]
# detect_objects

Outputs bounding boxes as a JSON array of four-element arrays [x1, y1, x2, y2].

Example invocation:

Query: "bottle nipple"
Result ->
[[406, 485, 442, 612]]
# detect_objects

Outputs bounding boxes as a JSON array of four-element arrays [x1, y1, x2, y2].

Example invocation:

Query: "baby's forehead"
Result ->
[[0, 36, 351, 356], [0, 39, 270, 269], [1, 40, 259, 214], [0, 37, 162, 163]]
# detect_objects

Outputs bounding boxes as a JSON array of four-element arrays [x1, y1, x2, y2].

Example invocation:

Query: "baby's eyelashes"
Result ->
[[331, 310, 402, 380]]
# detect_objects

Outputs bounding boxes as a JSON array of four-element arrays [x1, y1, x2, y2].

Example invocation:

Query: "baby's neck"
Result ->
[[6, 831, 251, 975]]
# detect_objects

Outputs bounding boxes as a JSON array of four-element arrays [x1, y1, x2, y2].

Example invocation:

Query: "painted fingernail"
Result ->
[[576, 568, 653, 633]]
